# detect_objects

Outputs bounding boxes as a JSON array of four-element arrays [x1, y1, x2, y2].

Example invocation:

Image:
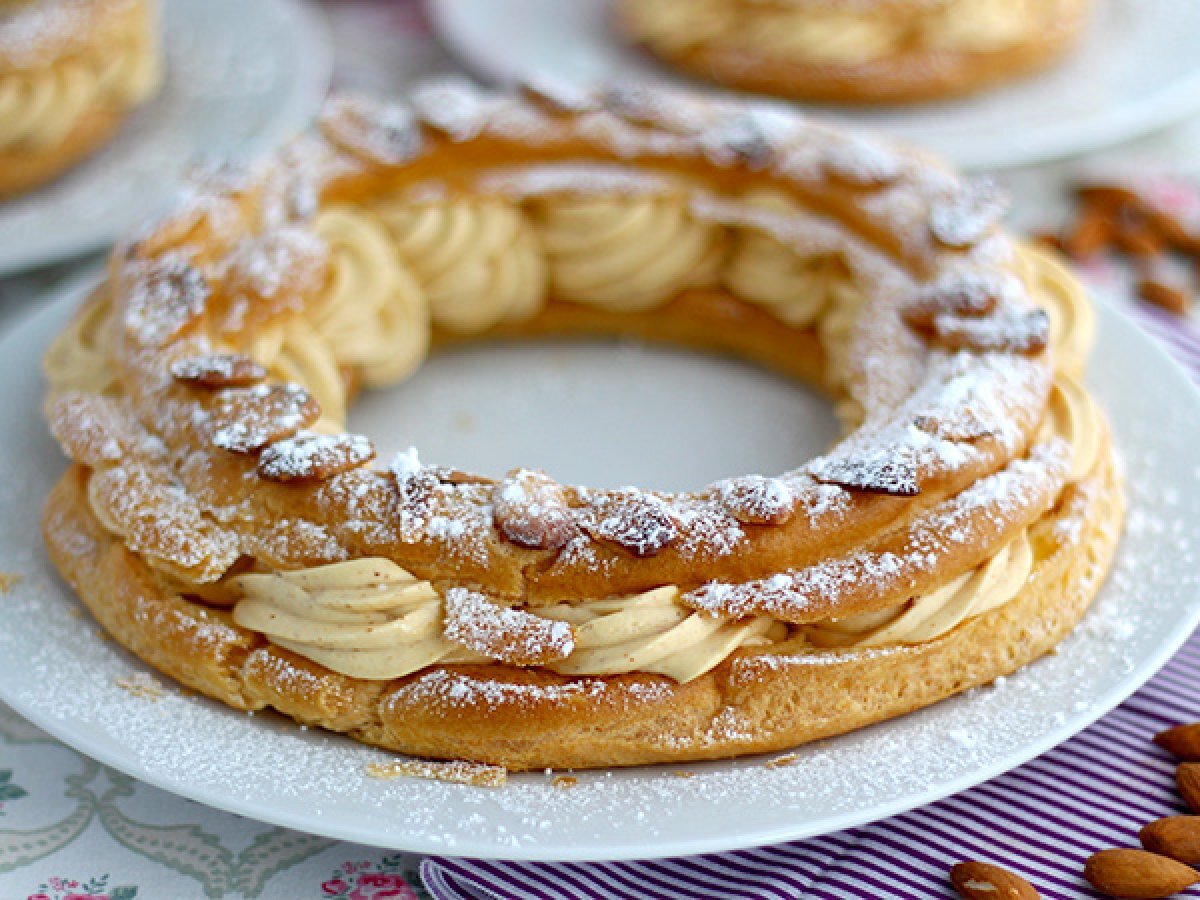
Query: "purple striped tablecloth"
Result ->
[[420, 301, 1200, 900]]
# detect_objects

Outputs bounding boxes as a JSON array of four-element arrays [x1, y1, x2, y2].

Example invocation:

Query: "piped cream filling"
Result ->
[[0, 8, 160, 152], [622, 0, 1080, 65]]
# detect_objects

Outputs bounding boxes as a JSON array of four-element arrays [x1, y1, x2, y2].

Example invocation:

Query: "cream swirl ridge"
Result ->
[[0, 8, 160, 150], [311, 206, 431, 387], [723, 190, 856, 328], [529, 190, 726, 311], [372, 198, 546, 333], [231, 558, 487, 680]]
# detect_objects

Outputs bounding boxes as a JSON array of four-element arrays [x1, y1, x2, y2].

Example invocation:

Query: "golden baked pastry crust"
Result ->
[[616, 0, 1091, 104], [43, 428, 1120, 769], [40, 81, 1122, 769]]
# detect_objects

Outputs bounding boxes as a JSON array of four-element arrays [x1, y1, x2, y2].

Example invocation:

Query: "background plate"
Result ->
[[0, 0, 332, 276], [428, 0, 1200, 171], [0, 276, 1198, 861]]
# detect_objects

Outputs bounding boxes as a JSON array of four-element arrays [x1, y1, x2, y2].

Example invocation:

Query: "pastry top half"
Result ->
[[43, 78, 1108, 695]]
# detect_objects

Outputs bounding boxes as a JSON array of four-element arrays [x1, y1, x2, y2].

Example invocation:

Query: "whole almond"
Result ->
[[950, 860, 1039, 899], [1156, 724, 1200, 761], [1140, 816, 1200, 865], [1084, 848, 1199, 898], [1179, 763, 1200, 813]]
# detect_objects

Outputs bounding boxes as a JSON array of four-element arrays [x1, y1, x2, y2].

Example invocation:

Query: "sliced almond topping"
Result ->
[[901, 271, 1016, 329], [518, 76, 598, 114], [821, 138, 902, 189], [493, 468, 577, 550], [718, 475, 795, 525], [810, 448, 919, 496], [125, 256, 211, 346], [932, 309, 1050, 356], [443, 587, 575, 666], [707, 113, 774, 169], [950, 861, 1039, 899], [433, 467, 494, 486], [930, 178, 1009, 249], [170, 353, 267, 388], [319, 93, 423, 167], [389, 450, 441, 542], [584, 490, 680, 557], [913, 410, 995, 443], [209, 383, 320, 453], [258, 431, 375, 483]]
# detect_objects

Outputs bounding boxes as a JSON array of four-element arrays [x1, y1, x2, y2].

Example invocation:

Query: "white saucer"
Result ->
[[1, 275, 1198, 860], [0, 0, 332, 276], [428, 0, 1200, 171]]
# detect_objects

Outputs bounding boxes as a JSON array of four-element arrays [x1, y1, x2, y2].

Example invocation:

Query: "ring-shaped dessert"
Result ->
[[0, 0, 162, 199], [616, 0, 1093, 104], [42, 79, 1122, 770]]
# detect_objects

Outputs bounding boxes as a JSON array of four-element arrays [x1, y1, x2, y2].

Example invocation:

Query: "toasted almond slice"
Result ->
[[170, 353, 267, 388], [930, 178, 1009, 249], [443, 587, 575, 667], [209, 382, 320, 453], [258, 431, 375, 483], [583, 490, 680, 557], [932, 309, 1050, 356]]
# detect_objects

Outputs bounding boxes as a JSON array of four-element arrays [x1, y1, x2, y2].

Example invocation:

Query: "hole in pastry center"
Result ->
[[349, 338, 840, 492]]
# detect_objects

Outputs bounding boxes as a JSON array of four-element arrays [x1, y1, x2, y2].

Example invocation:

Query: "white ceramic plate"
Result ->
[[0, 274, 1198, 861], [427, 0, 1200, 172], [0, 0, 332, 276]]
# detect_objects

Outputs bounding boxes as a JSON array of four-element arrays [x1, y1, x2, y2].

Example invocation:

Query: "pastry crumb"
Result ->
[[672, 770, 696, 778], [366, 759, 507, 788], [115, 673, 165, 701], [764, 753, 800, 769], [0, 571, 21, 593], [551, 775, 578, 789]]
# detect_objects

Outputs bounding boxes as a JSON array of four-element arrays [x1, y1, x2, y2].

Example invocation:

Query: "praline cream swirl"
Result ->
[[231, 559, 487, 680], [0, 0, 161, 151]]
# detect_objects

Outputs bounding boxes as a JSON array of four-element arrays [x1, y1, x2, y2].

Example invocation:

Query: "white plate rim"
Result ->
[[0, 0, 333, 276], [425, 0, 1200, 172], [1, 273, 1199, 861]]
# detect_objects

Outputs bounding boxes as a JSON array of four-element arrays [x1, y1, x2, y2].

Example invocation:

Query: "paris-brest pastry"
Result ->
[[616, 0, 1092, 103], [42, 79, 1122, 770], [0, 0, 162, 199]]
